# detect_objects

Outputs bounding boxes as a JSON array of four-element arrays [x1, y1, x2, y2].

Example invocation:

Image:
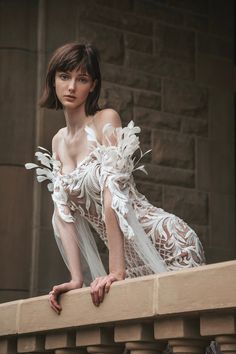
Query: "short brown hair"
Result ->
[[39, 42, 101, 116]]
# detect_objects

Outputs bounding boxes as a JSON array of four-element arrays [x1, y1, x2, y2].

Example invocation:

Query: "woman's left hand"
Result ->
[[90, 273, 122, 306]]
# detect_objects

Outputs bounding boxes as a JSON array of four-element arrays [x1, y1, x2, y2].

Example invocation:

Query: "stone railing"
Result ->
[[1, 260, 236, 354]]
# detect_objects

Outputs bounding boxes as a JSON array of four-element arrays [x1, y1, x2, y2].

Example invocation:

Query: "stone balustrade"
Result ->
[[1, 260, 236, 354]]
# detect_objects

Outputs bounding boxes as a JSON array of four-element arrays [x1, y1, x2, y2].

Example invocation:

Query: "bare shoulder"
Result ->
[[52, 127, 65, 154], [94, 108, 122, 131]]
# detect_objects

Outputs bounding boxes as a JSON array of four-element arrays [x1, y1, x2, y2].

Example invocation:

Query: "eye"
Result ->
[[78, 77, 88, 83], [59, 73, 69, 80]]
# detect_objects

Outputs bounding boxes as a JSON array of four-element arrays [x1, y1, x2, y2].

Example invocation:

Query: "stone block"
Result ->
[[78, 22, 124, 65], [17, 335, 44, 353], [136, 164, 194, 188], [197, 33, 233, 61], [76, 327, 114, 346], [134, 92, 161, 110], [101, 84, 133, 123], [181, 117, 208, 137], [134, 107, 181, 131], [152, 131, 194, 169], [163, 80, 208, 119], [0, 0, 37, 50], [0, 50, 36, 164], [18, 276, 157, 333], [157, 261, 236, 315], [134, 181, 162, 206], [115, 323, 154, 342], [133, 0, 184, 26], [45, 0, 77, 52], [163, 186, 208, 225], [0, 338, 17, 354], [201, 313, 236, 336], [155, 24, 195, 63], [45, 331, 75, 350], [168, 0, 209, 15], [125, 33, 153, 54], [126, 50, 194, 81], [0, 167, 32, 289], [0, 300, 18, 336], [154, 317, 200, 339], [78, 2, 153, 36], [101, 63, 161, 92]]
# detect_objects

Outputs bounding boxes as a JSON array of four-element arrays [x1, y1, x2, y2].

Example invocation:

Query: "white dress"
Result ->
[[25, 120, 206, 281]]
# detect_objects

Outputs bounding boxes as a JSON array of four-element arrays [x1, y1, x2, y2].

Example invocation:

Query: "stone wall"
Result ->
[[0, 0, 235, 302]]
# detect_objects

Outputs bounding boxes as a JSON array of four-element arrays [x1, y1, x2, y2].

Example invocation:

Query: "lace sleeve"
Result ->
[[93, 120, 168, 274]]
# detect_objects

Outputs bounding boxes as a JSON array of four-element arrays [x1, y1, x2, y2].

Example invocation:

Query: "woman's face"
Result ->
[[54, 67, 96, 111]]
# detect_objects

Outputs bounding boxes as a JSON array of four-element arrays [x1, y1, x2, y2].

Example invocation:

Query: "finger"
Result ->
[[98, 283, 105, 303], [49, 298, 60, 314], [105, 279, 112, 293], [49, 294, 62, 312]]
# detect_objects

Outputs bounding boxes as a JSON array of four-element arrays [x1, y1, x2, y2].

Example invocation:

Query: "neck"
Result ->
[[63, 105, 90, 136]]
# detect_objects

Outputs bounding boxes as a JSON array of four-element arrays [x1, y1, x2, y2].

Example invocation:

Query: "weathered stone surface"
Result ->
[[0, 290, 29, 304], [181, 117, 208, 136], [78, 22, 124, 65], [101, 63, 161, 92], [96, 0, 133, 11], [135, 164, 194, 188], [163, 80, 208, 119], [210, 193, 235, 248], [100, 84, 133, 123], [155, 24, 195, 63], [0, 0, 37, 50], [134, 92, 161, 110], [134, 107, 181, 131], [126, 50, 194, 81], [163, 186, 208, 225], [0, 167, 32, 290], [196, 54, 236, 91], [0, 50, 36, 164], [152, 131, 194, 169], [168, 0, 209, 15], [134, 181, 162, 206], [133, 0, 184, 26], [45, 0, 77, 52], [209, 0, 234, 38], [198, 33, 234, 61], [184, 13, 208, 32], [78, 2, 153, 36], [0, 300, 18, 335], [125, 33, 153, 54]]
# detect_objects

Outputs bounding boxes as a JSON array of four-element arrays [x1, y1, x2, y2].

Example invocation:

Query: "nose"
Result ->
[[68, 79, 76, 92]]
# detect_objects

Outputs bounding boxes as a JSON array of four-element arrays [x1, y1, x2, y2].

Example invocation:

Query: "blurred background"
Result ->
[[0, 0, 235, 303]]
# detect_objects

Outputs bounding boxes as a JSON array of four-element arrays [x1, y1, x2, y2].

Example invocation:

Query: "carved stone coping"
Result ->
[[0, 260, 236, 337]]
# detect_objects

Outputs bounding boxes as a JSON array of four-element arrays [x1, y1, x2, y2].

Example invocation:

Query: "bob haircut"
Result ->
[[39, 42, 102, 116]]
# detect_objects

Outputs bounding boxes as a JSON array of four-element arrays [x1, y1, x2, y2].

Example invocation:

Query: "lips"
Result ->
[[64, 95, 76, 99]]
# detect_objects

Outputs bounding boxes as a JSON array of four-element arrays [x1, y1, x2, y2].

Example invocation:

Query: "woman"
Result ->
[[25, 42, 206, 315]]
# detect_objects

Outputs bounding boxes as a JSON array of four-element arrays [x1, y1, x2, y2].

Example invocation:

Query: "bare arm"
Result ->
[[90, 109, 126, 306], [49, 133, 84, 314]]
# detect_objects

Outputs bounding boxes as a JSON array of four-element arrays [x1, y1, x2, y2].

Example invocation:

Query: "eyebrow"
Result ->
[[58, 71, 89, 77]]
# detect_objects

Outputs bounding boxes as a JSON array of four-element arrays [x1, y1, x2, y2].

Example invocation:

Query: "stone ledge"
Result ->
[[0, 260, 236, 336]]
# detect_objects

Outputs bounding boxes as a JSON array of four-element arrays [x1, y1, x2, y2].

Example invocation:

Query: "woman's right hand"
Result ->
[[49, 280, 83, 315]]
